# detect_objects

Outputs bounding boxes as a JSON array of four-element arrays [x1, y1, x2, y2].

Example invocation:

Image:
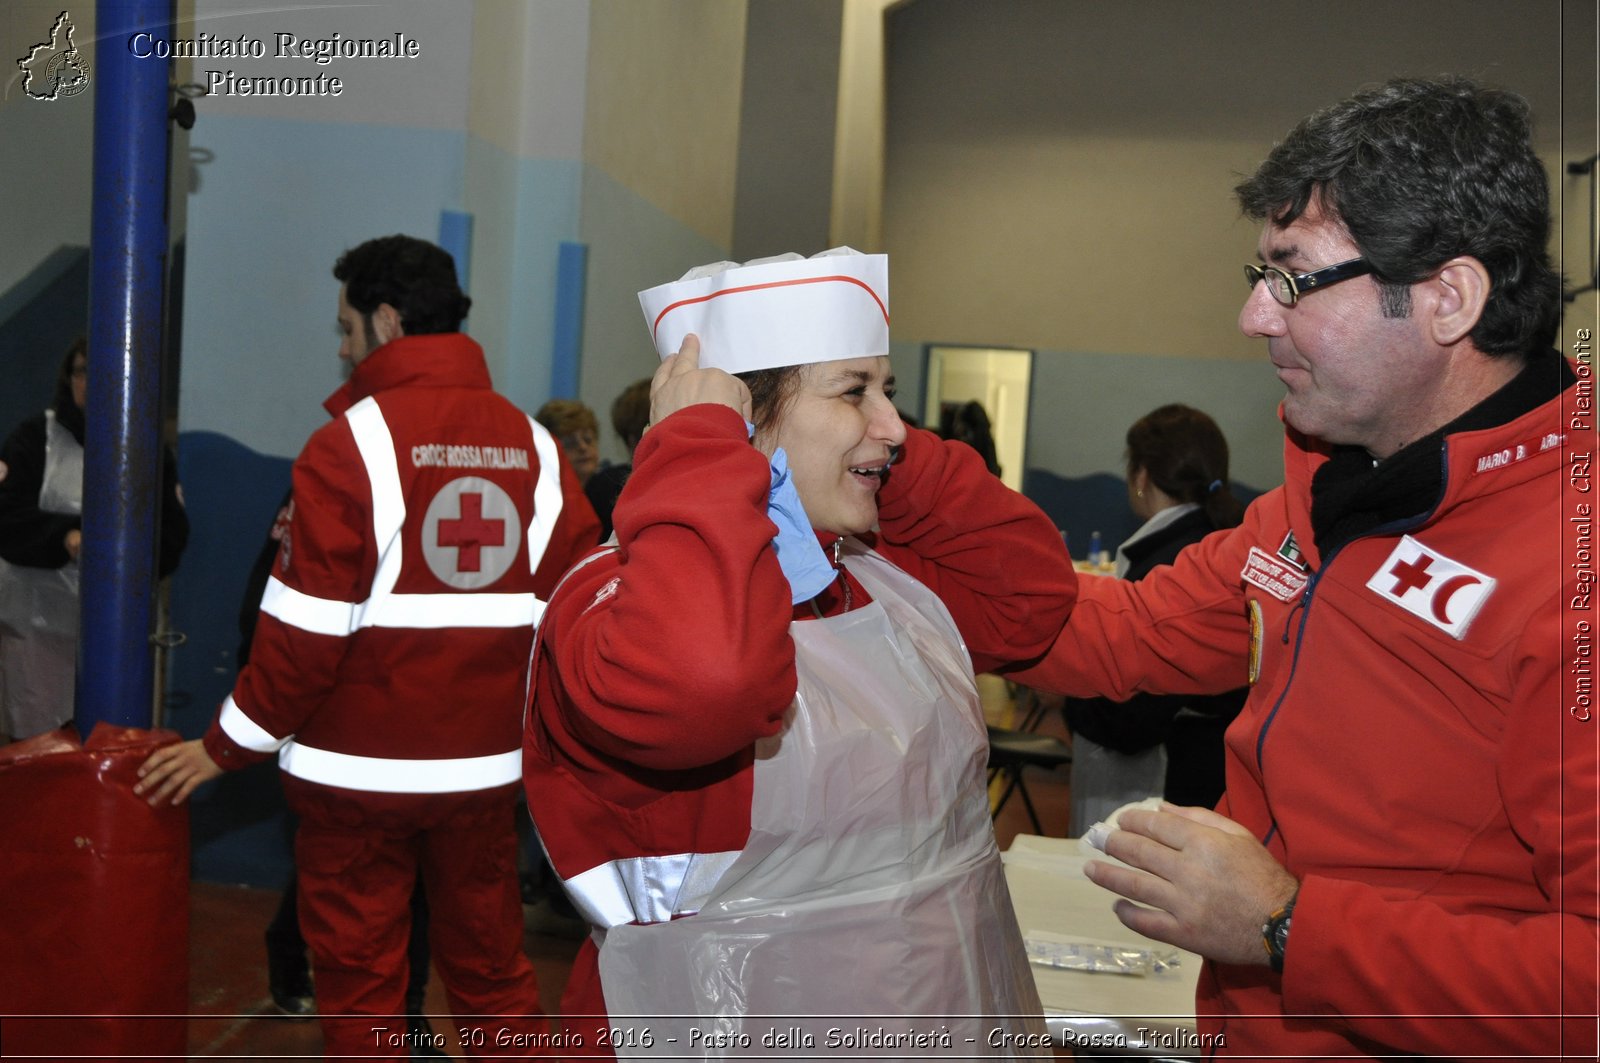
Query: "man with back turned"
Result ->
[[137, 234, 598, 1058]]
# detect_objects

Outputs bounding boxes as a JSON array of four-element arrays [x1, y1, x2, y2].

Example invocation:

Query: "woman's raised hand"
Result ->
[[649, 334, 753, 429]]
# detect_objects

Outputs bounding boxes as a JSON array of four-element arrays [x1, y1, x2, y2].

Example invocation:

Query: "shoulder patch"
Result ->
[[1276, 530, 1307, 570], [1242, 546, 1309, 603], [1246, 599, 1264, 685]]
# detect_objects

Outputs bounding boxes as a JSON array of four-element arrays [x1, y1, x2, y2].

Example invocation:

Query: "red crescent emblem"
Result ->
[[1430, 574, 1482, 624]]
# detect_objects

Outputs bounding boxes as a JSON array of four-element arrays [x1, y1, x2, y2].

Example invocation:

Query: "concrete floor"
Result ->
[[184, 880, 585, 1059], [180, 699, 1072, 1059]]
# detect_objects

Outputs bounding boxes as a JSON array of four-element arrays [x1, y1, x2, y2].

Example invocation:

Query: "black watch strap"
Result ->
[[1262, 889, 1298, 973]]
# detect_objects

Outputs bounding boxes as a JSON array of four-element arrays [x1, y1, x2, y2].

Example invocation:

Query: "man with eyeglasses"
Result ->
[[1019, 76, 1595, 1057]]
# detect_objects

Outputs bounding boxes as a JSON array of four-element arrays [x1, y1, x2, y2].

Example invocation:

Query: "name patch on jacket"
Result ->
[[1242, 546, 1309, 603], [1472, 431, 1562, 475], [1365, 535, 1495, 639], [411, 443, 529, 470]]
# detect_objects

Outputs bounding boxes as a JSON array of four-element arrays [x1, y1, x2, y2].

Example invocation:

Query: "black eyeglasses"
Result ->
[[1243, 257, 1373, 307]]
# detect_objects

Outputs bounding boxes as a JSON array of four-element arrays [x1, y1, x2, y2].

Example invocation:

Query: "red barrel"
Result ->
[[0, 724, 189, 1059]]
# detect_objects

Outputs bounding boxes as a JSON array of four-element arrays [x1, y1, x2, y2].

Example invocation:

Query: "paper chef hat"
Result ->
[[637, 247, 889, 374]]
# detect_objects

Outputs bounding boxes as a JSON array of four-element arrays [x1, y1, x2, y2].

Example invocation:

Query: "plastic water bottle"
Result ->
[[1088, 530, 1107, 569]]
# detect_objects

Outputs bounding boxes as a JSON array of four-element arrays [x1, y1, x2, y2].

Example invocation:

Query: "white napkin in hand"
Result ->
[[1080, 796, 1165, 855]]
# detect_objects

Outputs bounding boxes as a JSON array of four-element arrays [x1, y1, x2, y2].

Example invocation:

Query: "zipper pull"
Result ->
[[1281, 574, 1318, 643], [832, 537, 843, 567]]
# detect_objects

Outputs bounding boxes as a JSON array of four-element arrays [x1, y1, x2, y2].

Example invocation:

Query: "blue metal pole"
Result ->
[[551, 241, 588, 399], [438, 210, 474, 295], [80, 0, 172, 733]]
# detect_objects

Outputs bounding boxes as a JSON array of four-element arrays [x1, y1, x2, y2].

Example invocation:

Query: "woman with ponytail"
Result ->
[[1063, 404, 1247, 832]]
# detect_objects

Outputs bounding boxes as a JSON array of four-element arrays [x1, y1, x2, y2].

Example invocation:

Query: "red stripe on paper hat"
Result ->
[[638, 248, 889, 374]]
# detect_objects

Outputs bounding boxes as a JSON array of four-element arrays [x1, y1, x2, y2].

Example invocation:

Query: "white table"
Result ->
[[1004, 834, 1203, 1059]]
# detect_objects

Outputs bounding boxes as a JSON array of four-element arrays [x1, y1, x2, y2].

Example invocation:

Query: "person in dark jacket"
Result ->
[[0, 337, 188, 741], [581, 376, 651, 542], [1063, 404, 1246, 831]]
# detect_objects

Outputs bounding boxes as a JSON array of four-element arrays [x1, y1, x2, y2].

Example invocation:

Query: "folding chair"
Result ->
[[986, 724, 1072, 834]]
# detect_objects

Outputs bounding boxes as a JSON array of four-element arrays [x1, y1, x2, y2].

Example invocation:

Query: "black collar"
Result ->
[[1121, 506, 1214, 566], [1309, 348, 1572, 556]]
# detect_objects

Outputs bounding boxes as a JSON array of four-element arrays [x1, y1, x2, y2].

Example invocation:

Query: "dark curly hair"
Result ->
[[939, 400, 1001, 476], [1235, 76, 1561, 356], [332, 234, 471, 335]]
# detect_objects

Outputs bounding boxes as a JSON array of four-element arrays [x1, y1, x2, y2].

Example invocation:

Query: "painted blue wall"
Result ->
[[461, 139, 583, 413], [163, 125, 741, 886], [0, 248, 89, 436], [164, 431, 292, 885], [168, 117, 598, 885], [1021, 348, 1286, 490], [902, 338, 1285, 556], [178, 116, 470, 458]]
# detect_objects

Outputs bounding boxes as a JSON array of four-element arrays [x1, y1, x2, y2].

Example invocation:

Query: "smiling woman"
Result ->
[[523, 248, 1079, 1057], [740, 357, 905, 535]]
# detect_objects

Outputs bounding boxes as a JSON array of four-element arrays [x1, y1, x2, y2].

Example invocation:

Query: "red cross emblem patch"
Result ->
[[421, 476, 521, 589], [1364, 535, 1495, 639]]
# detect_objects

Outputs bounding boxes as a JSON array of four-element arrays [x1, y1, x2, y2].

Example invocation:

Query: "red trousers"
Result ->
[[289, 782, 546, 1059]]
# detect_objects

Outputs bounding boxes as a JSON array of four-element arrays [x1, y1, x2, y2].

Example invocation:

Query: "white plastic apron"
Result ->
[[596, 539, 1048, 1058], [0, 410, 82, 737]]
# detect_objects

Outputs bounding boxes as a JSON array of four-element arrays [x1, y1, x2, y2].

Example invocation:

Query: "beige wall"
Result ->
[[469, 0, 589, 161], [0, 1, 97, 297], [730, 0, 842, 260], [1557, 0, 1599, 335], [575, 1, 749, 454], [879, 0, 1592, 488], [888, 134, 1264, 360], [582, 0, 747, 251], [883, 0, 1574, 364], [830, 0, 894, 251]]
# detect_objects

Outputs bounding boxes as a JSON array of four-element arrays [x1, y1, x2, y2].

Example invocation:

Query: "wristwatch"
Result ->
[[1261, 889, 1298, 973]]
